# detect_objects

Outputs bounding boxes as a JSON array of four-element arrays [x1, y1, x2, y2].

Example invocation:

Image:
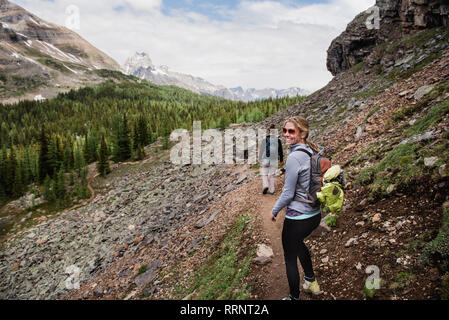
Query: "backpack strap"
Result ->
[[292, 148, 312, 158], [291, 148, 315, 204]]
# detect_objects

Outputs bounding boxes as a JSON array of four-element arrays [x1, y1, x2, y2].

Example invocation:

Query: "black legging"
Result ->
[[282, 213, 321, 299]]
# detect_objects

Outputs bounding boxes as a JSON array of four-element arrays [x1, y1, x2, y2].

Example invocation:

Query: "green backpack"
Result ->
[[316, 165, 345, 214]]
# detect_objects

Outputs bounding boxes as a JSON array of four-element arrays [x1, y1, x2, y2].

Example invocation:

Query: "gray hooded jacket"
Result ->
[[271, 143, 319, 217]]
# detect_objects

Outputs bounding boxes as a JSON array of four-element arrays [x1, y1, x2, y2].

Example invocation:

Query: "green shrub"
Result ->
[[354, 142, 421, 197], [418, 208, 449, 273], [406, 100, 449, 137], [352, 61, 366, 73], [138, 264, 148, 275], [363, 285, 375, 299], [38, 58, 70, 73], [364, 106, 381, 122], [324, 214, 337, 227]]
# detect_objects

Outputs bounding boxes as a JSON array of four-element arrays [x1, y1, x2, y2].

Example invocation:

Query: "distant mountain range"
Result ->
[[123, 52, 309, 102]]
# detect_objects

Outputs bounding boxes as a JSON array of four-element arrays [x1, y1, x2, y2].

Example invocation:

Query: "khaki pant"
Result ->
[[260, 160, 277, 193]]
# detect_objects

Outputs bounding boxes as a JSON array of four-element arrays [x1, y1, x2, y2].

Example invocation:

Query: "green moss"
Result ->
[[324, 214, 337, 227], [363, 279, 382, 299], [402, 28, 440, 49], [406, 100, 449, 137], [352, 61, 366, 73], [364, 106, 381, 122], [353, 86, 380, 100], [138, 264, 148, 275], [354, 142, 422, 197]]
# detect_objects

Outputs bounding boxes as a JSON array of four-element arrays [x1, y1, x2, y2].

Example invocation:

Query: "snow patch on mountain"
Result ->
[[123, 52, 309, 101]]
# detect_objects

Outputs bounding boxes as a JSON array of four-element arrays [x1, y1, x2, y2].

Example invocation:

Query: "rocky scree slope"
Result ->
[[0, 142, 257, 299]]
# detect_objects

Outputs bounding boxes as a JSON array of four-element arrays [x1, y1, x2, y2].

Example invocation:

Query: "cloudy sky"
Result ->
[[15, 0, 375, 91]]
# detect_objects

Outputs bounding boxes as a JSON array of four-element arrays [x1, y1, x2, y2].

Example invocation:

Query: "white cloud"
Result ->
[[125, 0, 162, 11], [13, 0, 375, 91]]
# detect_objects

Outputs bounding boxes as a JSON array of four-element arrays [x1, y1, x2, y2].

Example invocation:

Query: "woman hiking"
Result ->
[[270, 116, 322, 300]]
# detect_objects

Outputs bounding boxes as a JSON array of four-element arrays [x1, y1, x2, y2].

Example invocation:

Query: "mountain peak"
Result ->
[[123, 51, 154, 74], [0, 0, 121, 101]]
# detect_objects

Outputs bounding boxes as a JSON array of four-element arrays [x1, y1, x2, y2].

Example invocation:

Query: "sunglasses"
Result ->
[[282, 128, 296, 134]]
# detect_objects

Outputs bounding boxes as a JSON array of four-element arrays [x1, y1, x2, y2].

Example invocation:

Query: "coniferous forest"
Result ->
[[0, 78, 305, 209]]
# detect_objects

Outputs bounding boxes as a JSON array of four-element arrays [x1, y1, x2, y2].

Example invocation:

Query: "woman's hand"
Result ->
[[270, 213, 276, 222]]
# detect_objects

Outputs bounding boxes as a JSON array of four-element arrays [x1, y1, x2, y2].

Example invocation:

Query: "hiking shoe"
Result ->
[[263, 187, 268, 194], [303, 280, 322, 295], [281, 294, 300, 300]]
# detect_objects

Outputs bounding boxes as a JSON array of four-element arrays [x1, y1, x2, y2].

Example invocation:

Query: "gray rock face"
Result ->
[[327, 0, 449, 76]]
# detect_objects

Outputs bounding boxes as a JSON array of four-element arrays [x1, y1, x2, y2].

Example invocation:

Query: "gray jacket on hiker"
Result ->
[[272, 143, 319, 217]]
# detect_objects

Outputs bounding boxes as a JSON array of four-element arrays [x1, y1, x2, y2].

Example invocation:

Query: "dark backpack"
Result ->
[[292, 148, 332, 209]]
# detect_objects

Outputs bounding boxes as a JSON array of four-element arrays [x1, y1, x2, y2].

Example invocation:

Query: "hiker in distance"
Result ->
[[270, 116, 323, 300], [258, 123, 284, 195]]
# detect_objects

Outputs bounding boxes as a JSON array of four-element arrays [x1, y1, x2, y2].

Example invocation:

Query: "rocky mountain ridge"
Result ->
[[123, 52, 309, 102], [0, 0, 122, 102]]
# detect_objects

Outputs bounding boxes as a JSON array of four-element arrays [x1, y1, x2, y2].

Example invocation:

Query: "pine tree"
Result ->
[[55, 165, 66, 201], [111, 114, 121, 162], [83, 134, 90, 164], [73, 141, 85, 177], [38, 127, 50, 183], [63, 141, 73, 171], [69, 170, 75, 186], [118, 114, 131, 161], [43, 175, 55, 202], [47, 137, 62, 179], [135, 143, 145, 160], [0, 147, 5, 201], [12, 154, 24, 198], [134, 115, 149, 149], [97, 135, 110, 177]]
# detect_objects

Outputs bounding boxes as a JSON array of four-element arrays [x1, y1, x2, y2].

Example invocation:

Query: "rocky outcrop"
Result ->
[[327, 0, 449, 76]]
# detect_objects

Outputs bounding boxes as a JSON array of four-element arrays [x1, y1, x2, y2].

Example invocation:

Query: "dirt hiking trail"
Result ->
[[254, 182, 288, 300], [251, 175, 326, 300]]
